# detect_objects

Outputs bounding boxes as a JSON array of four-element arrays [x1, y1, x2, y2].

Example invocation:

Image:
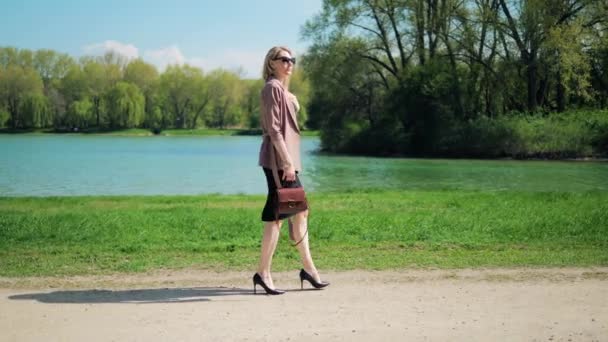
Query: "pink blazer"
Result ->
[[258, 77, 302, 172]]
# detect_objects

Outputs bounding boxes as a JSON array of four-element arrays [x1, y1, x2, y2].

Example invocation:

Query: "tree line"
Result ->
[[302, 0, 608, 157], [0, 47, 310, 131]]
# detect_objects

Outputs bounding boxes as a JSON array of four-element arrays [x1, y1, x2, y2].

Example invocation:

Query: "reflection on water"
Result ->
[[306, 156, 608, 192], [1, 135, 607, 196]]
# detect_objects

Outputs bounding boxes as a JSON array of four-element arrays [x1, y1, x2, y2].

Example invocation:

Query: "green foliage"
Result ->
[[65, 98, 93, 129], [123, 58, 158, 92], [123, 58, 160, 129], [288, 68, 310, 128], [438, 110, 608, 158], [390, 61, 456, 155], [206, 69, 243, 129], [241, 79, 264, 129], [104, 82, 145, 128], [0, 64, 44, 128], [19, 93, 50, 128], [159, 64, 212, 129], [1, 46, 282, 132], [59, 63, 87, 104], [0, 107, 8, 127], [304, 0, 608, 157], [32, 49, 74, 84], [544, 20, 593, 102]]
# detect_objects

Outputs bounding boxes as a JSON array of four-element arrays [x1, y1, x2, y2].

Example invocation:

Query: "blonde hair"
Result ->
[[262, 46, 293, 87]]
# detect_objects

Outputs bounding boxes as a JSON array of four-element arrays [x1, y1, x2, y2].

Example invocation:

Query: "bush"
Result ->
[[0, 108, 8, 128], [438, 116, 514, 158], [437, 110, 608, 158]]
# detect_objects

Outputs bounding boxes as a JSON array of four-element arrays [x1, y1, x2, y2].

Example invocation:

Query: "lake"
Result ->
[[1, 135, 607, 196]]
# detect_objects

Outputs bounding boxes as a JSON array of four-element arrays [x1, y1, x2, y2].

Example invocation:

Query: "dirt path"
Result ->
[[1, 268, 607, 341]]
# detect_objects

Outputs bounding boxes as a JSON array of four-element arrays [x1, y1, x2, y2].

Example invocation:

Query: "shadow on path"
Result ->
[[8, 287, 252, 304]]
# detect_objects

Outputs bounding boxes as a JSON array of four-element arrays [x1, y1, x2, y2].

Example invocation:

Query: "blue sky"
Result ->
[[0, 0, 323, 78]]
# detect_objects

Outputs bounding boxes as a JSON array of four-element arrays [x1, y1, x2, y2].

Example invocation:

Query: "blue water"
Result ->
[[1, 135, 606, 196]]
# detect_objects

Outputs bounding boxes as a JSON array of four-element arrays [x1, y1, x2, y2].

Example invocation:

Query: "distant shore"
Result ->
[[0, 127, 321, 137], [2, 127, 606, 160]]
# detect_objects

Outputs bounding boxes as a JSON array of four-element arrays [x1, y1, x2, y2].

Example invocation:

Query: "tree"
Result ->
[[303, 0, 410, 84], [59, 64, 90, 128], [159, 64, 205, 129], [81, 54, 122, 127], [497, 0, 596, 111], [65, 98, 93, 129], [104, 82, 145, 128], [33, 49, 75, 127], [288, 67, 311, 129], [302, 0, 607, 156], [241, 78, 264, 129], [0, 47, 19, 68], [0, 65, 44, 128], [303, 35, 388, 151], [206, 69, 244, 129], [20, 93, 50, 128], [187, 71, 211, 129], [0, 107, 8, 127], [33, 49, 74, 86], [124, 59, 160, 128]]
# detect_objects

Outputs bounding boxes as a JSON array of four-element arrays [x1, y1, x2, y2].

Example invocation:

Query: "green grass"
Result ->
[[1, 190, 607, 277]]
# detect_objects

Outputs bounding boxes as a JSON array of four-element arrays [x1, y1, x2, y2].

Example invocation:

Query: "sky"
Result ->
[[0, 0, 323, 78]]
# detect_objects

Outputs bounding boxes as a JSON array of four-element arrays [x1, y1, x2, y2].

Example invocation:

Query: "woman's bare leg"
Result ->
[[257, 220, 282, 288], [289, 210, 323, 282]]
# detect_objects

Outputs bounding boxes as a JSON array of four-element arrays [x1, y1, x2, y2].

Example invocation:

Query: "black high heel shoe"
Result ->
[[299, 269, 330, 290], [253, 273, 285, 295]]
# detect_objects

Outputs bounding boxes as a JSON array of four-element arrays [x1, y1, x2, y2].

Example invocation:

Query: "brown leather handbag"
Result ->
[[270, 151, 309, 246], [276, 186, 308, 216]]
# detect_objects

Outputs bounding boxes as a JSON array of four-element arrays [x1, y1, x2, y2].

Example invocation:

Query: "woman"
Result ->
[[253, 46, 329, 295]]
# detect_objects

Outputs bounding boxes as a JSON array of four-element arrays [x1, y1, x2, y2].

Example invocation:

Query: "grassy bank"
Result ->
[[1, 190, 607, 277]]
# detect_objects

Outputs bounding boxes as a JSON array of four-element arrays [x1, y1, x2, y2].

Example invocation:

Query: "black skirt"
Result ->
[[261, 167, 303, 222]]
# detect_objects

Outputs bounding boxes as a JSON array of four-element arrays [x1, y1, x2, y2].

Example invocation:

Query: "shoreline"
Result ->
[[1, 129, 605, 161]]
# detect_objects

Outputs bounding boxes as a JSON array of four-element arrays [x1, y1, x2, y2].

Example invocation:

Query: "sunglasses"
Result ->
[[273, 56, 296, 65]]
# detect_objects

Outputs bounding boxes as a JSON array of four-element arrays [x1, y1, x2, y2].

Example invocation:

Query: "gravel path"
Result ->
[[1, 268, 607, 341]]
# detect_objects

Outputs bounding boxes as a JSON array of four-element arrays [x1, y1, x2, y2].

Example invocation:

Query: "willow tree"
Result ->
[[158, 64, 212, 129], [240, 78, 264, 129], [0, 65, 44, 128], [124, 59, 160, 127], [104, 82, 145, 128], [81, 57, 121, 127], [206, 69, 244, 129]]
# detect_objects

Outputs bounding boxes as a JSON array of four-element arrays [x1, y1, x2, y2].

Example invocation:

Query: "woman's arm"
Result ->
[[262, 83, 295, 172]]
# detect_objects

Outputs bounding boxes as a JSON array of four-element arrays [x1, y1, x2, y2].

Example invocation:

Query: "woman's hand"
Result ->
[[283, 166, 296, 182]]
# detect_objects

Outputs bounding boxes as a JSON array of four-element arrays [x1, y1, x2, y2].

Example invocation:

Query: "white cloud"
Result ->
[[143, 46, 186, 70], [82, 40, 268, 78], [82, 40, 139, 60], [213, 49, 265, 78], [185, 49, 267, 79], [144, 46, 264, 78]]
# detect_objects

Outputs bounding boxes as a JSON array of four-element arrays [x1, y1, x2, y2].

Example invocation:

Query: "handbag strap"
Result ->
[[269, 145, 308, 247]]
